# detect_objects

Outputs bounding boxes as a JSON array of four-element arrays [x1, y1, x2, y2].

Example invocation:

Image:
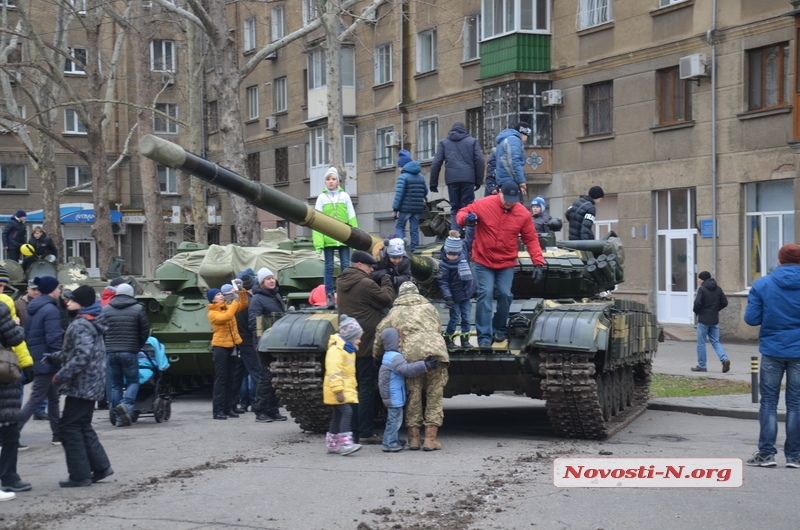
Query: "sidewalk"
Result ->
[[648, 325, 785, 421]]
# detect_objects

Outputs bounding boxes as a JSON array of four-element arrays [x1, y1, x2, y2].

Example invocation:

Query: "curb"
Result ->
[[647, 402, 786, 422]]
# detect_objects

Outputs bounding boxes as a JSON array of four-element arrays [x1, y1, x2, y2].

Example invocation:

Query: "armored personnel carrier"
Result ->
[[140, 135, 661, 440]]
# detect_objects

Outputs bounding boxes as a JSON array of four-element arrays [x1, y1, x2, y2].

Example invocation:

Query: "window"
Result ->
[[417, 117, 438, 161], [0, 164, 26, 190], [302, 0, 320, 26], [657, 67, 691, 124], [376, 127, 394, 169], [747, 43, 789, 111], [66, 166, 91, 191], [207, 100, 218, 131], [64, 109, 86, 134], [64, 47, 86, 74], [482, 81, 552, 147], [466, 107, 484, 151], [247, 86, 259, 120], [308, 48, 326, 90], [150, 40, 175, 72], [342, 47, 355, 88], [1, 1, 17, 8], [745, 180, 795, 286], [416, 30, 437, 74], [584, 81, 613, 135], [309, 127, 328, 169], [158, 165, 178, 194], [275, 147, 289, 183], [375, 43, 393, 85], [166, 241, 178, 259], [274, 77, 287, 113], [482, 0, 549, 40], [244, 18, 256, 51], [246, 152, 260, 180], [70, 0, 86, 14], [577, 0, 612, 30], [154, 103, 178, 134], [659, 0, 688, 6], [464, 15, 480, 61], [271, 6, 285, 41]]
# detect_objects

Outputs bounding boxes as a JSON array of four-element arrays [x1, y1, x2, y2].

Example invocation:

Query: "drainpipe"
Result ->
[[707, 0, 718, 278]]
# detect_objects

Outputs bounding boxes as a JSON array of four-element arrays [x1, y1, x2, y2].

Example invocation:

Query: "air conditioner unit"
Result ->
[[360, 7, 377, 23], [265, 115, 278, 131], [542, 89, 563, 107], [161, 73, 175, 86], [111, 222, 127, 235], [384, 131, 399, 147], [265, 50, 277, 60], [679, 53, 708, 79]]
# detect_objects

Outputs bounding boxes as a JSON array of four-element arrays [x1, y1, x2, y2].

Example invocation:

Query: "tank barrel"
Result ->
[[139, 135, 377, 252]]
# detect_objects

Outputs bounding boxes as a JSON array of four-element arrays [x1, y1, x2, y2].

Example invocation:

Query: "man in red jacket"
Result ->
[[456, 181, 545, 351]]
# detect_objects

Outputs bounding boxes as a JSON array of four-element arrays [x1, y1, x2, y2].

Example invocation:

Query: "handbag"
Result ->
[[0, 343, 21, 384]]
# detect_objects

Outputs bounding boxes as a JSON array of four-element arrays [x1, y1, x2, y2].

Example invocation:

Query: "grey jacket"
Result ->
[[53, 303, 107, 401]]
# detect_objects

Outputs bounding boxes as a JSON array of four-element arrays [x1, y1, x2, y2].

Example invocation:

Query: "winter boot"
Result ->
[[338, 432, 362, 456], [422, 426, 442, 451], [325, 432, 340, 454], [408, 427, 421, 451], [326, 293, 336, 309], [443, 333, 457, 350], [460, 333, 471, 348]]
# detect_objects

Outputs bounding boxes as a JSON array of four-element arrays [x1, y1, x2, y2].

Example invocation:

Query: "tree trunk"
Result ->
[[324, 0, 344, 171], [185, 19, 208, 245]]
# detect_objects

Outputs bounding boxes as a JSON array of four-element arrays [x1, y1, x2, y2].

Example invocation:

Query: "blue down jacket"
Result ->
[[744, 264, 800, 359], [393, 161, 428, 213]]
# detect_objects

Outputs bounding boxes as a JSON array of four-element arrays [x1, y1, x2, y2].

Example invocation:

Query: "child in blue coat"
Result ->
[[437, 230, 476, 349], [393, 150, 428, 251], [378, 327, 436, 452]]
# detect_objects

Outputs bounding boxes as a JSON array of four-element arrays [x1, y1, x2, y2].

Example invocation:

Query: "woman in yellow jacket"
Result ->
[[322, 314, 362, 456], [207, 281, 248, 420]]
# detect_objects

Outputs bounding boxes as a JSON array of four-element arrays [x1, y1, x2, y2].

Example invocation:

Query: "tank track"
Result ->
[[271, 352, 331, 433], [540, 352, 652, 440]]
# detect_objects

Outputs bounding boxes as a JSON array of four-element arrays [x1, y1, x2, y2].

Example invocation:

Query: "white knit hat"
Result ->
[[257, 267, 275, 284]]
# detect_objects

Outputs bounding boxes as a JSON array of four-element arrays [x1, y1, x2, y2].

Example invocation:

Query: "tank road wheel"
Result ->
[[271, 352, 331, 433], [154, 398, 165, 423]]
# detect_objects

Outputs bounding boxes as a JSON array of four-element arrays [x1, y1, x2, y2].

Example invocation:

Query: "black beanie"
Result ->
[[588, 186, 605, 199]]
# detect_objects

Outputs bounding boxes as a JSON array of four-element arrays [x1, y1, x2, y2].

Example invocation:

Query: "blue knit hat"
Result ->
[[531, 196, 546, 209], [207, 288, 221, 302], [443, 230, 462, 255], [397, 149, 412, 168]]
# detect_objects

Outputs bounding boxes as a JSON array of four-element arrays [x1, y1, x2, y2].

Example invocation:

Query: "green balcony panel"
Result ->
[[480, 34, 551, 78]]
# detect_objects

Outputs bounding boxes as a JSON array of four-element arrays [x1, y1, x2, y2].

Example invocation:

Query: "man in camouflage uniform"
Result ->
[[374, 282, 449, 451]]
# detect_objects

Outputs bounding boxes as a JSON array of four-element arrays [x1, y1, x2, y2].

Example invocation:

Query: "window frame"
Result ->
[[657, 66, 692, 125], [0, 163, 26, 190], [747, 43, 790, 111], [482, 81, 553, 148], [416, 29, 437, 74], [417, 117, 438, 161], [275, 147, 289, 184], [374, 43, 393, 85], [745, 180, 796, 287], [302, 0, 320, 26], [153, 103, 178, 134], [482, 0, 550, 41], [150, 39, 175, 72], [272, 5, 286, 41], [64, 46, 87, 74], [246, 85, 259, 121], [244, 17, 256, 51], [308, 48, 326, 90], [64, 108, 87, 134], [375, 127, 394, 169], [274, 77, 288, 113], [70, 0, 86, 14], [577, 0, 613, 31], [659, 0, 688, 7], [464, 14, 481, 61], [584, 81, 613, 136], [157, 165, 178, 194], [66, 165, 91, 191], [309, 126, 328, 170]]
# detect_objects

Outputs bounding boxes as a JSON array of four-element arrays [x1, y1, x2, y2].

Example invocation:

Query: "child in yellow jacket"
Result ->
[[207, 280, 248, 420], [322, 314, 362, 455]]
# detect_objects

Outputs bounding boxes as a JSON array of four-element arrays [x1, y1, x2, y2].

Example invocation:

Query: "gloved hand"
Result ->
[[22, 366, 34, 385], [232, 278, 244, 290], [466, 212, 478, 227], [424, 356, 439, 371], [532, 265, 544, 284], [393, 210, 398, 219], [474, 184, 481, 191], [42, 353, 58, 366], [430, 186, 438, 193], [444, 297, 454, 309], [335, 392, 345, 404]]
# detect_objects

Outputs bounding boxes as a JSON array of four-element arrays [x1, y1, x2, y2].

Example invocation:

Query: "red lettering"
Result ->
[[690, 469, 706, 478], [611, 469, 625, 478], [563, 466, 583, 478], [664, 466, 684, 479], [585, 469, 598, 478], [625, 469, 638, 478]]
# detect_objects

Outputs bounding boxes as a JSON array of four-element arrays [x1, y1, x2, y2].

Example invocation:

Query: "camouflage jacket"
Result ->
[[374, 293, 449, 363]]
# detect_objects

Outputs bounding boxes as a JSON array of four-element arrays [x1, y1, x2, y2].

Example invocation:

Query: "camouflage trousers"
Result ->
[[405, 363, 449, 428]]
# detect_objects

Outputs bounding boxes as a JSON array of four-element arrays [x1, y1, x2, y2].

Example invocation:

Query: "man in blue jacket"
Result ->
[[744, 243, 800, 468], [494, 121, 529, 197], [429, 122, 485, 230]]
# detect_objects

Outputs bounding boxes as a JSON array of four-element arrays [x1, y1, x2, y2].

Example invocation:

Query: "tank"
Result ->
[[139, 135, 661, 440], [2, 255, 111, 299]]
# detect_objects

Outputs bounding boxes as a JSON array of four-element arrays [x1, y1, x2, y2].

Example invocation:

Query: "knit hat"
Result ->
[[109, 276, 127, 287], [386, 238, 405, 257], [206, 288, 221, 303], [531, 196, 546, 209], [499, 181, 521, 203], [15, 210, 26, 218], [351, 250, 377, 265], [778, 243, 800, 265], [381, 327, 400, 352], [114, 283, 134, 297], [325, 167, 340, 182], [221, 283, 234, 294], [338, 314, 363, 343], [0, 266, 8, 284], [515, 121, 531, 136], [443, 230, 463, 255], [397, 149, 412, 168], [66, 285, 96, 307], [257, 267, 275, 284], [33, 275, 59, 295], [589, 186, 605, 199], [398, 281, 418, 297], [698, 271, 711, 281], [240, 273, 255, 290]]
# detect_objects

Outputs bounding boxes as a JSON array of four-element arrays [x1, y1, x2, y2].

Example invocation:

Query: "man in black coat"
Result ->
[[103, 283, 150, 426], [692, 271, 730, 373], [2, 210, 27, 262], [565, 186, 604, 240]]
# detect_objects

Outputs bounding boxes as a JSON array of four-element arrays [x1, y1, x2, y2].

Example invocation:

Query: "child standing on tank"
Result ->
[[378, 327, 436, 452], [393, 150, 428, 252], [313, 167, 358, 310], [437, 230, 476, 349], [322, 314, 363, 456]]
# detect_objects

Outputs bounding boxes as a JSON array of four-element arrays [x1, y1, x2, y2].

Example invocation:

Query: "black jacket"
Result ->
[[0, 303, 25, 425], [102, 294, 150, 353], [248, 285, 286, 347], [429, 123, 485, 188], [2, 217, 26, 252], [693, 278, 728, 326], [29, 233, 58, 259], [565, 195, 597, 240]]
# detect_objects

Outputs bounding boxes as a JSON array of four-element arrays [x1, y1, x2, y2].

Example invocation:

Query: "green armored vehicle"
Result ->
[[140, 135, 661, 440]]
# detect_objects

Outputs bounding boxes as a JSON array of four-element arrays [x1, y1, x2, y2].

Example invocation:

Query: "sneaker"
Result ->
[[116, 404, 132, 426], [690, 366, 707, 372], [268, 413, 288, 422], [1, 481, 32, 492], [91, 467, 114, 483], [722, 359, 730, 373], [33, 412, 48, 421], [213, 413, 228, 420], [0, 490, 14, 502], [478, 341, 492, 352], [492, 332, 507, 344], [255, 413, 272, 423], [746, 453, 777, 467], [786, 456, 800, 469], [18, 444, 29, 452], [381, 445, 404, 452], [52, 435, 61, 446]]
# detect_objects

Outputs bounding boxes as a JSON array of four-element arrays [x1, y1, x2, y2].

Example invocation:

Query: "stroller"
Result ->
[[109, 337, 172, 424]]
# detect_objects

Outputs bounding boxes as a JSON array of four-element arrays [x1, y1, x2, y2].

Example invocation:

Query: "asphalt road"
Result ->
[[3, 392, 796, 530]]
